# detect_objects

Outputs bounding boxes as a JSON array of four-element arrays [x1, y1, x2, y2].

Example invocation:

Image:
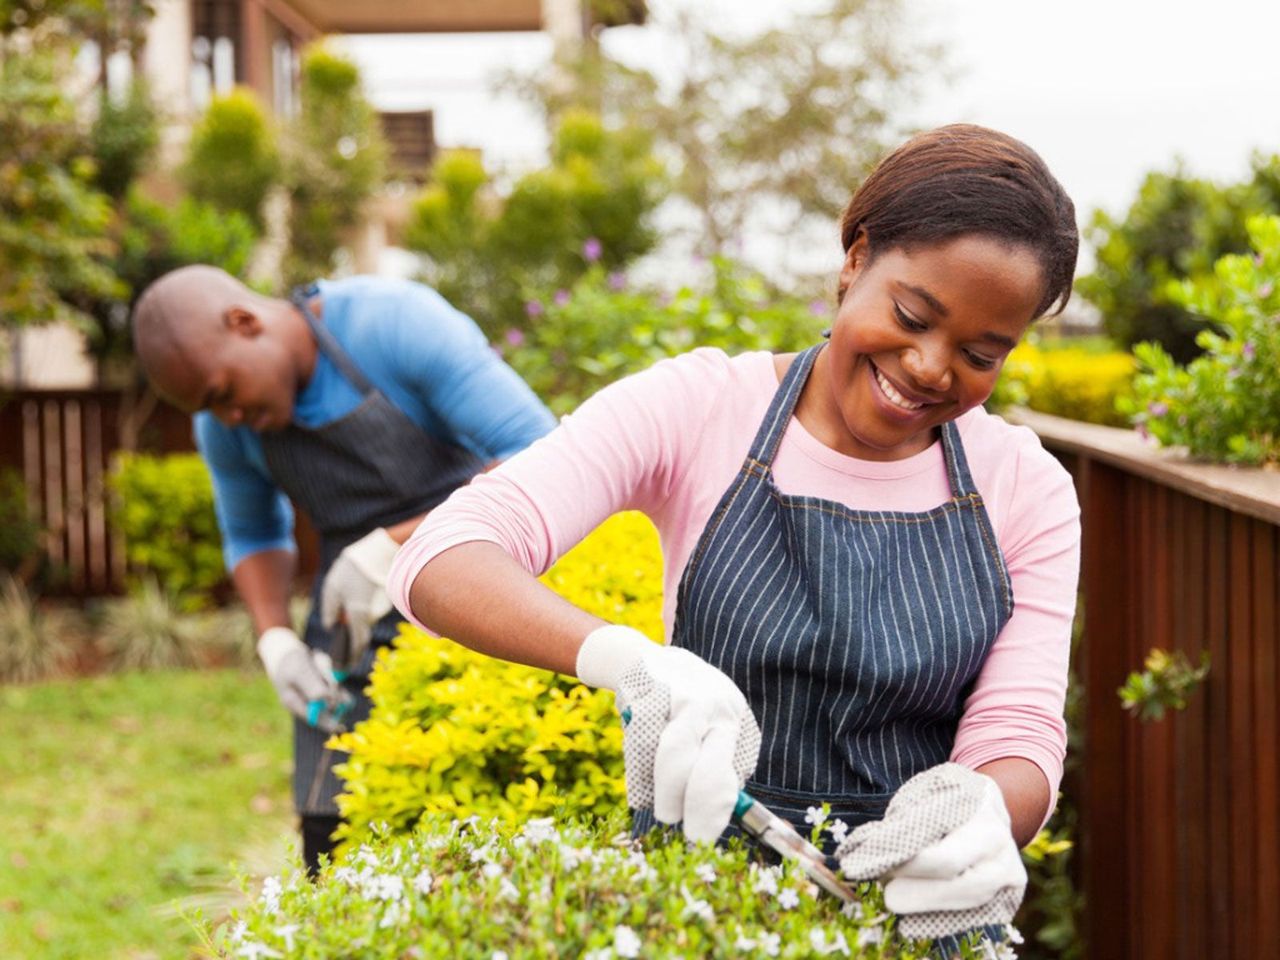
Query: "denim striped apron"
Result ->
[[260, 285, 484, 815], [633, 342, 1012, 847]]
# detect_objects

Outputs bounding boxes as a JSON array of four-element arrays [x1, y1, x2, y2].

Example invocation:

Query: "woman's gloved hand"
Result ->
[[576, 624, 761, 843], [835, 763, 1026, 939], [320, 527, 400, 671], [257, 626, 352, 734]]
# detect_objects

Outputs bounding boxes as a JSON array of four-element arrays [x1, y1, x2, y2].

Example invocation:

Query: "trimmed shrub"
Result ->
[[207, 814, 991, 958], [988, 339, 1135, 427], [109, 453, 225, 609], [331, 512, 664, 848], [182, 88, 281, 232]]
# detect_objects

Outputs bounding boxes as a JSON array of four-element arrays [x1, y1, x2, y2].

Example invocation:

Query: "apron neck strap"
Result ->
[[746, 342, 981, 500], [291, 284, 376, 396]]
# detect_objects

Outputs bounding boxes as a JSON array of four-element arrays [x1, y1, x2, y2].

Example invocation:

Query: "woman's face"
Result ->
[[820, 232, 1045, 461]]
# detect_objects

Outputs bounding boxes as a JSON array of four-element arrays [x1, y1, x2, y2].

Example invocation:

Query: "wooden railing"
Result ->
[[1008, 409, 1280, 960]]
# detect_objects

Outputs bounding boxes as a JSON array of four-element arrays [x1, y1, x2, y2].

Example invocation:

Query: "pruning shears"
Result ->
[[620, 706, 856, 903], [307, 639, 356, 732]]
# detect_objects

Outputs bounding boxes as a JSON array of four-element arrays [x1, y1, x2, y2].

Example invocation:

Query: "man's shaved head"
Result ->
[[132, 265, 315, 432]]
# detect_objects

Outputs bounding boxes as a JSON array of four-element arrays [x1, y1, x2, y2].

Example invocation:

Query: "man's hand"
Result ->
[[320, 528, 400, 671], [576, 624, 761, 843], [257, 627, 351, 733]]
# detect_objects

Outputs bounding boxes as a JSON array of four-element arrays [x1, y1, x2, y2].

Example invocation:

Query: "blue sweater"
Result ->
[[195, 276, 556, 569]]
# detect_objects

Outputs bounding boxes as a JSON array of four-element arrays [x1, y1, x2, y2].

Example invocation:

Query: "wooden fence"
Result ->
[[0, 388, 319, 596], [1010, 410, 1280, 960]]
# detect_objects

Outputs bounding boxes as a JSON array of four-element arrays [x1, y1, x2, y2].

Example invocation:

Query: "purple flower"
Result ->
[[608, 271, 627, 291], [1243, 341, 1256, 361], [1147, 401, 1169, 418], [554, 289, 571, 307], [808, 299, 828, 317], [583, 237, 602, 263], [525, 300, 544, 318], [1258, 283, 1274, 298], [504, 329, 525, 347]]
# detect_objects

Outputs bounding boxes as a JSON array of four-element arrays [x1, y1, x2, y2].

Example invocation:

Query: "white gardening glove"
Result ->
[[883, 774, 1026, 915], [576, 624, 761, 843], [319, 527, 400, 672], [257, 627, 353, 734]]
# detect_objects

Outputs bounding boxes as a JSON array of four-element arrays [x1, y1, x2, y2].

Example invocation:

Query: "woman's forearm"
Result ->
[[407, 541, 606, 675], [976, 756, 1052, 847]]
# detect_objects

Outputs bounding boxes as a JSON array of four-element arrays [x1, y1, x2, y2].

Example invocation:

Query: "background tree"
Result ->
[[281, 44, 387, 287], [181, 88, 281, 232], [404, 108, 665, 337], [1078, 158, 1280, 362], [516, 0, 936, 265]]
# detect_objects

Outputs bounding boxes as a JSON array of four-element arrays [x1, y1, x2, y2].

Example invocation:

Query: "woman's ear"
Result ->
[[837, 230, 871, 299]]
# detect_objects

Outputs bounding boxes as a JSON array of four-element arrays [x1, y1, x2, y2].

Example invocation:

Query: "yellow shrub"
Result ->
[[331, 512, 663, 849], [992, 340, 1135, 426]]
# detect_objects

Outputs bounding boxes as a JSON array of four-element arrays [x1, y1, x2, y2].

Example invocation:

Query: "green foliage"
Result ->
[[0, 668, 292, 959], [282, 43, 387, 286], [405, 109, 665, 336], [332, 513, 665, 850], [0, 575, 77, 682], [515, 0, 931, 256], [988, 338, 1135, 426], [0, 46, 119, 331], [96, 576, 206, 670], [1078, 159, 1280, 362], [90, 80, 159, 200], [1018, 820, 1080, 960], [0, 468, 41, 576], [182, 88, 281, 231], [1119, 648, 1211, 723], [502, 259, 821, 415], [109, 453, 225, 608], [207, 814, 986, 959], [1120, 214, 1280, 465]]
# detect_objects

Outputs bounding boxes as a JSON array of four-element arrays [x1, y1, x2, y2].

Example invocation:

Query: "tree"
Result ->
[[515, 0, 936, 261], [1078, 160, 1280, 362], [182, 88, 281, 232], [281, 44, 387, 287]]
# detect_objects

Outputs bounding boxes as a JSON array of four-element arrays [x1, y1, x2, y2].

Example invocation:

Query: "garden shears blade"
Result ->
[[732, 791, 858, 904]]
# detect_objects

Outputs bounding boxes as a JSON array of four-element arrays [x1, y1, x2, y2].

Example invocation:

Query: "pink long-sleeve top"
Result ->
[[390, 347, 1081, 809]]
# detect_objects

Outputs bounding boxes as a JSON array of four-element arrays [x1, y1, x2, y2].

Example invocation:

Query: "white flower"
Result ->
[[582, 950, 613, 960], [499, 878, 520, 902], [413, 869, 434, 895], [1006, 925, 1025, 945], [368, 874, 405, 901], [840, 900, 862, 920], [235, 943, 282, 960], [694, 863, 717, 884], [829, 819, 850, 843], [856, 926, 884, 947], [804, 805, 828, 827], [470, 844, 494, 864], [482, 862, 504, 879], [752, 866, 779, 896], [258, 876, 283, 915], [680, 885, 715, 923], [982, 942, 1018, 960], [229, 920, 248, 944], [809, 928, 851, 956], [492, 952, 510, 960], [777, 887, 800, 910], [734, 932, 756, 951], [379, 900, 406, 929], [521, 817, 559, 844], [274, 924, 299, 952], [758, 931, 781, 957], [333, 866, 358, 887], [613, 923, 642, 958]]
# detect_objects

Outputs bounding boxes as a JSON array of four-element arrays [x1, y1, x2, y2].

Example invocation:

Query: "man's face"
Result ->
[[152, 311, 298, 432]]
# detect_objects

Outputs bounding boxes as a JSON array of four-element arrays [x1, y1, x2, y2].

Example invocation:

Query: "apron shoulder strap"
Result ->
[[746, 343, 824, 467], [940, 420, 979, 498], [290, 284, 377, 396]]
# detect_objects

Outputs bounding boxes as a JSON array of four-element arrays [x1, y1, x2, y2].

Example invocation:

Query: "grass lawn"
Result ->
[[0, 668, 295, 959]]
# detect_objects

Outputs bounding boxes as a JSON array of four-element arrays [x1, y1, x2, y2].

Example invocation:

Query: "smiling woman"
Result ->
[[388, 124, 1081, 944]]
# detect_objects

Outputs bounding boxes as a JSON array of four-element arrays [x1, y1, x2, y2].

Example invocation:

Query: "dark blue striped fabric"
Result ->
[[640, 342, 1012, 841]]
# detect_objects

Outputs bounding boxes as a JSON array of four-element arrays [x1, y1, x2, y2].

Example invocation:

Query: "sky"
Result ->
[[337, 0, 1280, 278]]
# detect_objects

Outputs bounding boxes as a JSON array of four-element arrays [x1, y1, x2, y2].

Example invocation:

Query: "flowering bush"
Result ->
[[987, 339, 1134, 427], [1120, 214, 1280, 465], [208, 814, 1005, 959], [503, 258, 821, 415], [330, 513, 663, 848]]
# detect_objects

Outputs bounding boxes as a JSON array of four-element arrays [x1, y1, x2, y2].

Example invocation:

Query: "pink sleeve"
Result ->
[[388, 349, 727, 631], [949, 439, 1081, 830]]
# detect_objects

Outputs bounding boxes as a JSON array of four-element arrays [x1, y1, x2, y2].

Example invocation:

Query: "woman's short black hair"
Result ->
[[839, 124, 1079, 318]]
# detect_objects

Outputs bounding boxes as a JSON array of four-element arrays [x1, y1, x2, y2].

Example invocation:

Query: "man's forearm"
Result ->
[[977, 756, 1052, 848], [232, 549, 298, 635]]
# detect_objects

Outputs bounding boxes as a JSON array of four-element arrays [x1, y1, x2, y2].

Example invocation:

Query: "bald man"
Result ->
[[133, 266, 555, 872]]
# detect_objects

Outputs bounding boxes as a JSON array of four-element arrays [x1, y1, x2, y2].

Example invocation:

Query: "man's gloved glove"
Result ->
[[834, 763, 1026, 940], [320, 527, 400, 672], [576, 624, 761, 843], [257, 627, 354, 734]]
